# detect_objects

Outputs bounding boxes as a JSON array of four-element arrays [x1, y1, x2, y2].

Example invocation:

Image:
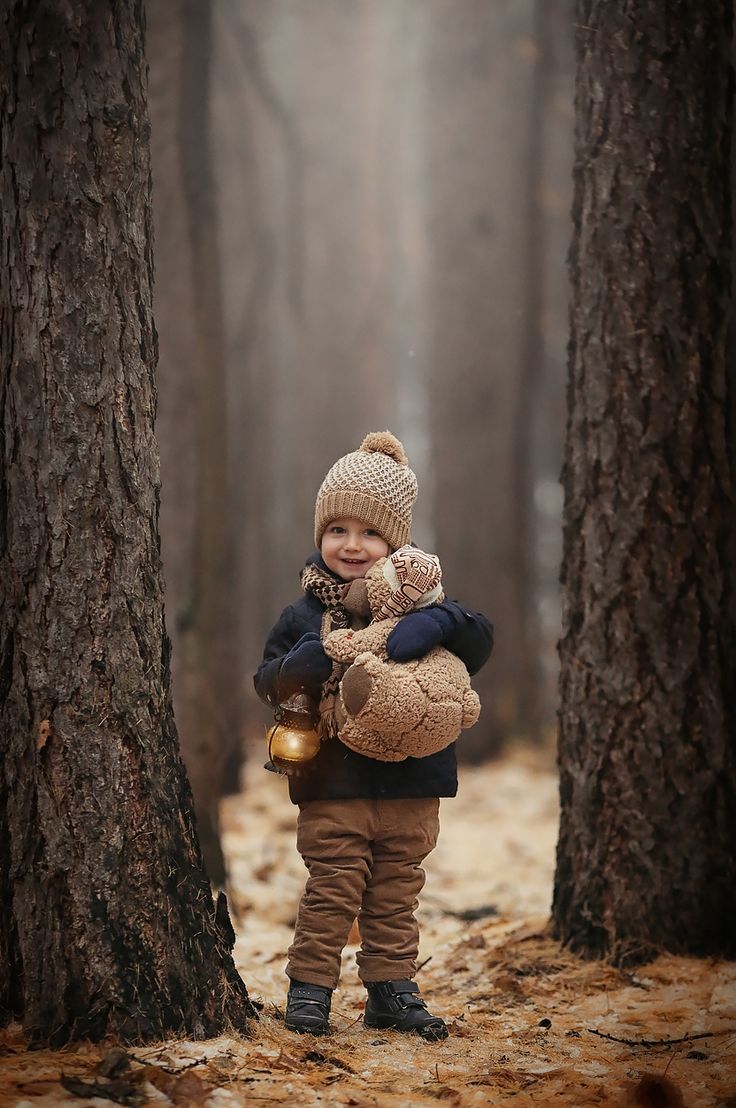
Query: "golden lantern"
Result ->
[[266, 691, 321, 774]]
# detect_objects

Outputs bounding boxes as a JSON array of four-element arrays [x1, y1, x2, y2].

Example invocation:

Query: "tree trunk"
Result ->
[[180, 0, 244, 823], [423, 0, 538, 756], [510, 0, 547, 747], [213, 2, 404, 741], [150, 0, 237, 885], [552, 0, 736, 962], [178, 0, 240, 840], [0, 0, 253, 1043]]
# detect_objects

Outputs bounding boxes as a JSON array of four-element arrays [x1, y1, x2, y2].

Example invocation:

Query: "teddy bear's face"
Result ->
[[342, 553, 443, 622]]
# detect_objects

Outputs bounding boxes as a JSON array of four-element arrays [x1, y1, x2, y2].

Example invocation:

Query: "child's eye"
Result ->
[[365, 530, 380, 537], [330, 526, 345, 534]]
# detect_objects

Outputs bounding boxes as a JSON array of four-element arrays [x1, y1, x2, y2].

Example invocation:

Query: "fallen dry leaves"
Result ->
[[1, 745, 734, 1106]]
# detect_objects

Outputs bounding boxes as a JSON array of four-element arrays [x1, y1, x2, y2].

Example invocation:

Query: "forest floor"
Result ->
[[1, 744, 735, 1107]]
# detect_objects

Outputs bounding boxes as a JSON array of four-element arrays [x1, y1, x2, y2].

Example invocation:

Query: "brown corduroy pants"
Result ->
[[286, 797, 440, 990]]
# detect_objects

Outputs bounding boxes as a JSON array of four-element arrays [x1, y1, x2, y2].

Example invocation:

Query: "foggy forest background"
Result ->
[[148, 0, 574, 872], [2, 0, 734, 1078]]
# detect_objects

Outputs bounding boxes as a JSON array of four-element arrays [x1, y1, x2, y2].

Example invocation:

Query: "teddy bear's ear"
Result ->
[[462, 688, 481, 729]]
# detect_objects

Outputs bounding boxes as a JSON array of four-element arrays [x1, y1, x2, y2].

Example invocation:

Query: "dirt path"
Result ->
[[2, 748, 734, 1106]]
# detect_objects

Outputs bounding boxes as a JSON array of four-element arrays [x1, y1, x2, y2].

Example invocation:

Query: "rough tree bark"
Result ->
[[552, 1, 736, 962], [0, 0, 253, 1043]]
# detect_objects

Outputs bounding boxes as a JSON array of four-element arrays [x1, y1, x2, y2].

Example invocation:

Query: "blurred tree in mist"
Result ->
[[213, 1, 405, 656], [151, 0, 574, 768], [423, 0, 572, 754], [149, 0, 243, 883], [210, 0, 574, 757], [553, 1, 735, 962]]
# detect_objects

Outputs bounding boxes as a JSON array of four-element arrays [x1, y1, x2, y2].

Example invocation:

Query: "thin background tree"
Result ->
[[149, 0, 240, 887]]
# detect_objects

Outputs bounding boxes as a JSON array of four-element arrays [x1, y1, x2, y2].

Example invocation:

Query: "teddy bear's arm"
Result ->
[[323, 620, 396, 663]]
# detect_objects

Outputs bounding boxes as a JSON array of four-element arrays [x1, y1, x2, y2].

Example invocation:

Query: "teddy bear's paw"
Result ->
[[322, 628, 356, 663], [341, 662, 374, 717], [324, 625, 393, 663], [324, 628, 381, 663], [462, 688, 481, 728]]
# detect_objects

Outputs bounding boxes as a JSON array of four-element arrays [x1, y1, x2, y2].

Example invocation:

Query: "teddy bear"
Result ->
[[321, 547, 481, 762]]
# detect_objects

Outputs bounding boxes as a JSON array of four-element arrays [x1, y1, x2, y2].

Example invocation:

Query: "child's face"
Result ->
[[321, 517, 390, 581]]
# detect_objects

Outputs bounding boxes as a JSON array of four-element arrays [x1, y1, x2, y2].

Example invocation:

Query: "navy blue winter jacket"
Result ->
[[254, 553, 494, 804]]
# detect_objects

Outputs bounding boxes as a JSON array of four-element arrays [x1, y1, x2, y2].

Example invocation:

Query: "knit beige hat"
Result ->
[[314, 431, 418, 552]]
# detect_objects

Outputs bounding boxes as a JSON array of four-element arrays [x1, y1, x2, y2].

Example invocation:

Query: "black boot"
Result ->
[[285, 979, 332, 1035], [364, 979, 448, 1041]]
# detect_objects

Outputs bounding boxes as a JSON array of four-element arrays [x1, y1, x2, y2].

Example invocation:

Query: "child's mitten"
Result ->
[[279, 632, 333, 696], [385, 606, 455, 662]]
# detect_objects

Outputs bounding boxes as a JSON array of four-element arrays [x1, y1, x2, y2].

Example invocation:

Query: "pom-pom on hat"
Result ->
[[314, 431, 418, 552]]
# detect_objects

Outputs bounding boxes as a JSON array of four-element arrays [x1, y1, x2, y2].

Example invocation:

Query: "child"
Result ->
[[254, 431, 493, 1040]]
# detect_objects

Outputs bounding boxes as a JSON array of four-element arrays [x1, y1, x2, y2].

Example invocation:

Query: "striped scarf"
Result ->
[[300, 563, 352, 740]]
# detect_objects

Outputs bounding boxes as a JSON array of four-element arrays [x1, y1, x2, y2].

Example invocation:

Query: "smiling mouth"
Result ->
[[341, 558, 366, 565]]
